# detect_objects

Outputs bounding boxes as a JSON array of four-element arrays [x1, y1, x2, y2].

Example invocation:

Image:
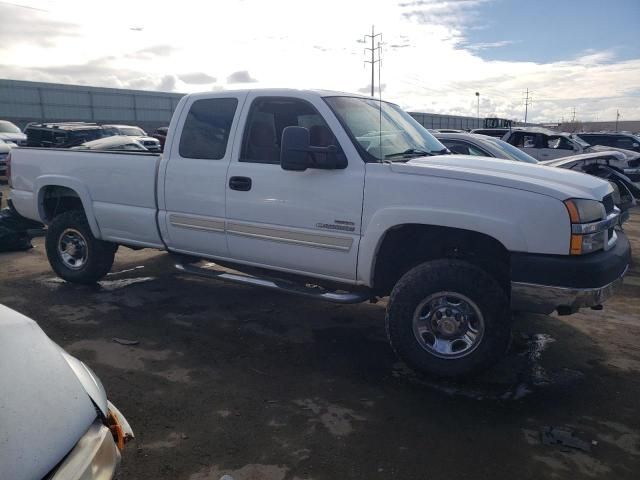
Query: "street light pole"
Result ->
[[475, 92, 480, 127]]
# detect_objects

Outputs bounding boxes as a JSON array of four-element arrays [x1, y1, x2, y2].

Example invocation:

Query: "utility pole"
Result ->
[[615, 109, 620, 132], [523, 88, 533, 124], [364, 25, 382, 97], [571, 107, 576, 123], [475, 92, 480, 125]]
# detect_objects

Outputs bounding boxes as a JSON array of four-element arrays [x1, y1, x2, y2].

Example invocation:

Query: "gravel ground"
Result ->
[[1, 181, 639, 480]]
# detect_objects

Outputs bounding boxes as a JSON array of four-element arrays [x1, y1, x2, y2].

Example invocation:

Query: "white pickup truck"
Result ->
[[8, 89, 631, 377]]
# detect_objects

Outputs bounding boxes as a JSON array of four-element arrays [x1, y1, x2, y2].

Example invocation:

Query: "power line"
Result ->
[[364, 25, 382, 97]]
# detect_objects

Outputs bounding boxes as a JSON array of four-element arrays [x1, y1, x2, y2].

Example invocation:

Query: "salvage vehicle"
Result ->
[[576, 132, 640, 153], [8, 89, 631, 377], [25, 122, 105, 148], [434, 132, 639, 214], [71, 135, 149, 152], [152, 126, 169, 150], [0, 304, 133, 480], [0, 138, 13, 176], [0, 119, 27, 145], [102, 124, 162, 152]]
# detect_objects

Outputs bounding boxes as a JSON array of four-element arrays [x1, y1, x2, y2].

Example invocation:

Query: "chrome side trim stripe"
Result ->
[[227, 222, 353, 251], [169, 214, 225, 233]]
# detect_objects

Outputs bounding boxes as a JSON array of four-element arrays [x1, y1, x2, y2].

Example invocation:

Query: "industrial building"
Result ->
[[1, 78, 497, 135], [408, 111, 483, 130], [0, 79, 184, 132]]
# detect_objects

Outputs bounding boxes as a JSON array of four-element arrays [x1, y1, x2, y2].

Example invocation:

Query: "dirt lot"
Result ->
[[1, 181, 639, 480]]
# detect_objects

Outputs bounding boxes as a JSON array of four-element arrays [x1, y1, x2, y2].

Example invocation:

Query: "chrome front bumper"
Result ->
[[511, 266, 627, 315]]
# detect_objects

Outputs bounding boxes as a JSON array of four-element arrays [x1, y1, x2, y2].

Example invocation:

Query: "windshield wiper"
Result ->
[[385, 148, 434, 159]]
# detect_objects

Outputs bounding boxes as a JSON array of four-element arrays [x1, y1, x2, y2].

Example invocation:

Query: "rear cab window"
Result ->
[[179, 97, 239, 159]]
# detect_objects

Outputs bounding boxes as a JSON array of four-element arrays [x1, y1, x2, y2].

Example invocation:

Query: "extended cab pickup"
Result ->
[[8, 89, 631, 377]]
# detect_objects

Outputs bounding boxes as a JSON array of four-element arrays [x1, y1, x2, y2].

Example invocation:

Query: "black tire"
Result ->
[[45, 210, 117, 284], [386, 259, 511, 378]]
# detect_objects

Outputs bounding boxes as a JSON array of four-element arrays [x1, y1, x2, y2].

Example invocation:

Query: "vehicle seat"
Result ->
[[309, 125, 334, 147], [246, 121, 279, 164]]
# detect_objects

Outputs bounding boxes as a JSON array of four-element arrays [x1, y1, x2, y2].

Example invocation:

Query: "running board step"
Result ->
[[175, 262, 370, 304]]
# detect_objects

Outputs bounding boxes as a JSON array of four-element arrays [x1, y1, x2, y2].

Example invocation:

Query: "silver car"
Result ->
[[0, 305, 133, 480]]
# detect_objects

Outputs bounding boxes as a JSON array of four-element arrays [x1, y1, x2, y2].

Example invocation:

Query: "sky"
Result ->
[[0, 0, 639, 123]]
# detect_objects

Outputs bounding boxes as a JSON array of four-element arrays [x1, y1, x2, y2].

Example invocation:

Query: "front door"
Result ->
[[538, 134, 576, 160], [160, 92, 247, 258], [224, 94, 365, 283]]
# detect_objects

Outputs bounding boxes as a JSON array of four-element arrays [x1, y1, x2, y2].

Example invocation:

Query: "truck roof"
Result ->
[[184, 88, 373, 101]]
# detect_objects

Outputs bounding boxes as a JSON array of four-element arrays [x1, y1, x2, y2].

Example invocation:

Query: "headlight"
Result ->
[[564, 198, 617, 255], [564, 198, 605, 224]]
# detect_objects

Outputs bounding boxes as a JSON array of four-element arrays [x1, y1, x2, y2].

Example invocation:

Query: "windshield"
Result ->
[[119, 127, 146, 136], [572, 134, 591, 148], [0, 121, 21, 134], [483, 136, 538, 163], [324, 96, 447, 161]]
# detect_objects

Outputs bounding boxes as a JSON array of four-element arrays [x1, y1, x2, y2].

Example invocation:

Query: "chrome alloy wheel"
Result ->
[[412, 292, 485, 359], [57, 228, 88, 270]]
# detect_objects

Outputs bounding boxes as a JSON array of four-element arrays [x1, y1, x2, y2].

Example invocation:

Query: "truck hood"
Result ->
[[392, 154, 612, 201], [0, 305, 102, 480]]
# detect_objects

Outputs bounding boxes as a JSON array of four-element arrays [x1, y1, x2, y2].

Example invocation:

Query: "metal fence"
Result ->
[[0, 79, 185, 132]]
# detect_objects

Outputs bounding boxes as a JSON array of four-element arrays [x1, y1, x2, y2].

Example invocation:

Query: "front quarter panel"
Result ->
[[358, 163, 570, 285]]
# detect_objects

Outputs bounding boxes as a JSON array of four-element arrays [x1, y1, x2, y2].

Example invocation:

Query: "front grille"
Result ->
[[603, 194, 614, 214]]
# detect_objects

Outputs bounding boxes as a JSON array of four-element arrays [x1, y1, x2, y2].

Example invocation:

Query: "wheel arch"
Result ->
[[368, 223, 511, 297], [35, 176, 101, 237]]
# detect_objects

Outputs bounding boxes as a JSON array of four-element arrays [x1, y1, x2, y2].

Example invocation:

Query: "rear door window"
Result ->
[[179, 98, 239, 160]]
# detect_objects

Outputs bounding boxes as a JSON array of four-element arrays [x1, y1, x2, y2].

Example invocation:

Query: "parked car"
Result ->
[[102, 124, 161, 152], [9, 89, 630, 378], [434, 132, 538, 163], [575, 132, 640, 153], [470, 127, 511, 138], [71, 135, 149, 152], [25, 122, 105, 148], [0, 304, 133, 480], [0, 138, 14, 176], [434, 132, 639, 214], [152, 126, 169, 150], [503, 128, 640, 172], [0, 120, 27, 145]]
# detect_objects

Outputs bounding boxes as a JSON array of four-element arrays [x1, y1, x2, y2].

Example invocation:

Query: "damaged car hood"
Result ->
[[0, 305, 99, 480], [392, 154, 612, 201], [541, 150, 630, 170]]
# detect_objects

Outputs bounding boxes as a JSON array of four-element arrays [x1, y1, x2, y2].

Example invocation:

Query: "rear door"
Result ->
[[224, 93, 365, 282], [159, 92, 247, 258]]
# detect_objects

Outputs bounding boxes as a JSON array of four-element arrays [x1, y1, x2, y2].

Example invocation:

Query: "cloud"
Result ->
[[178, 72, 217, 84], [128, 44, 179, 59], [0, 4, 80, 49], [158, 75, 177, 91], [466, 40, 515, 51], [227, 70, 258, 84], [358, 83, 387, 94]]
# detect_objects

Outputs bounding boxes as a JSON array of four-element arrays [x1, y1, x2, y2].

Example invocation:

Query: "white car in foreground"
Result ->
[[0, 305, 133, 480]]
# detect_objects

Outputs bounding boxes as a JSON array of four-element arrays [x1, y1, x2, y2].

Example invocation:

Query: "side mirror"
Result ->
[[280, 126, 344, 171]]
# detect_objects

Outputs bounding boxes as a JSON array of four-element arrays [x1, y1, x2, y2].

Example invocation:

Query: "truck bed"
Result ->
[[10, 148, 164, 248]]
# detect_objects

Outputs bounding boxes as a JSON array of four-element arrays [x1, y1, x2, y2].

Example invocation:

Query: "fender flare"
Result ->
[[357, 207, 528, 286], [34, 175, 102, 238]]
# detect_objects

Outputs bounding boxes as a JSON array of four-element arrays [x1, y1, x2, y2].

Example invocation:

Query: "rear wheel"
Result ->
[[386, 259, 511, 377], [46, 210, 117, 284]]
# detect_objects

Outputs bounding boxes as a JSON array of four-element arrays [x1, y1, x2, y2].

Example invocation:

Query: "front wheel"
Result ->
[[45, 210, 117, 284], [386, 259, 511, 377]]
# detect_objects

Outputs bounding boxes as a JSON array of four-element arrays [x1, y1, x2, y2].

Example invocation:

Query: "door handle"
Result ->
[[229, 176, 252, 191]]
